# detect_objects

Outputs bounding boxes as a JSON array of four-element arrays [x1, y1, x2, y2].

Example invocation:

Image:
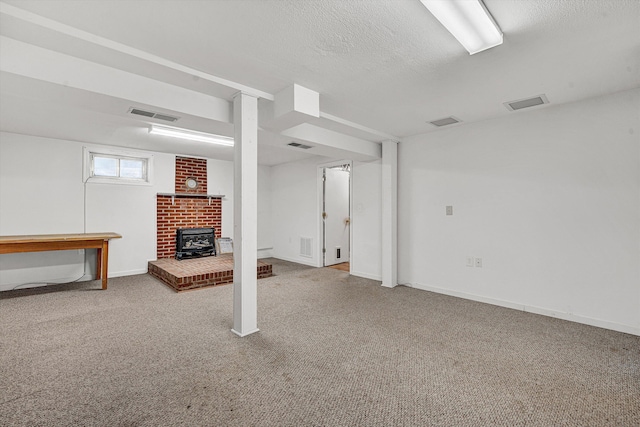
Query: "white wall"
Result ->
[[352, 160, 382, 280], [270, 157, 383, 280], [257, 165, 273, 257], [0, 134, 87, 288], [208, 157, 273, 257], [398, 89, 640, 335], [207, 158, 234, 239], [271, 158, 320, 266], [0, 132, 175, 290], [0, 132, 273, 290], [85, 147, 174, 277]]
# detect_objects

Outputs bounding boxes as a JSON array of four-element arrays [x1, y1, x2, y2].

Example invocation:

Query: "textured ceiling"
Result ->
[[1, 0, 639, 163]]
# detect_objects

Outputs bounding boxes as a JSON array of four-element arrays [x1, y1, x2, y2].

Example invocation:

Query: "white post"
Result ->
[[381, 140, 398, 288], [231, 92, 259, 337]]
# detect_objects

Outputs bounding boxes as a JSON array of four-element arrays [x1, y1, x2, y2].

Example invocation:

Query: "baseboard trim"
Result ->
[[271, 255, 318, 267], [410, 282, 639, 336], [1, 281, 48, 292], [231, 328, 260, 337], [109, 268, 149, 278], [257, 248, 274, 259], [350, 270, 382, 281], [0, 273, 90, 292]]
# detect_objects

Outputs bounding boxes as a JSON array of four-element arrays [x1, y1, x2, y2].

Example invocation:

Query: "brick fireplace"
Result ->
[[156, 196, 222, 259], [156, 157, 221, 259], [149, 156, 272, 291]]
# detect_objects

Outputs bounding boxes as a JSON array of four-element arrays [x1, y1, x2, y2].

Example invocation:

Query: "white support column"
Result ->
[[231, 92, 259, 337], [381, 140, 398, 288]]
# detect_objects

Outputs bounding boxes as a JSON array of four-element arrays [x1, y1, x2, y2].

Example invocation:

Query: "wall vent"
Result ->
[[300, 237, 313, 258], [129, 108, 179, 122], [288, 142, 313, 149], [428, 117, 461, 127], [504, 94, 549, 111]]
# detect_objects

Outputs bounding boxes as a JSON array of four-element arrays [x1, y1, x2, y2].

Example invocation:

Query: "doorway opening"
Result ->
[[321, 162, 351, 270]]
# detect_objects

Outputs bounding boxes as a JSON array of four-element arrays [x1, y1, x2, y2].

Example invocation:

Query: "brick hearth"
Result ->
[[148, 254, 272, 292]]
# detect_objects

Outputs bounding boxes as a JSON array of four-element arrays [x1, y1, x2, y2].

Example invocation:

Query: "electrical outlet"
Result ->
[[466, 256, 474, 267], [475, 257, 482, 268], [446, 205, 453, 216]]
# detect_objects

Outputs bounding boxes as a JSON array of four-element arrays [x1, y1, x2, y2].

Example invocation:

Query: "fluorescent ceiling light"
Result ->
[[420, 0, 503, 55], [149, 125, 234, 146]]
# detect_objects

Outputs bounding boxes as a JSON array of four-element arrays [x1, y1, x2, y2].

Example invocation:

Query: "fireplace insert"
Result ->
[[176, 227, 216, 260]]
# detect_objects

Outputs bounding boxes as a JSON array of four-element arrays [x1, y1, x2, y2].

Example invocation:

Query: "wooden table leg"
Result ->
[[101, 241, 109, 290], [96, 247, 102, 281]]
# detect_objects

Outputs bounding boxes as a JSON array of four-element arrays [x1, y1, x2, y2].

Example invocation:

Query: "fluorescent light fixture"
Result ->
[[149, 125, 234, 146], [420, 0, 503, 55]]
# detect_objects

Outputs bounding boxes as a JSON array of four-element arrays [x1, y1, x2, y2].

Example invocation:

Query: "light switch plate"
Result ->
[[446, 206, 453, 215]]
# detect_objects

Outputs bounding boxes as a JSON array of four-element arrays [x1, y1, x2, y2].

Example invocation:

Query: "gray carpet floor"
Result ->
[[1, 258, 638, 426]]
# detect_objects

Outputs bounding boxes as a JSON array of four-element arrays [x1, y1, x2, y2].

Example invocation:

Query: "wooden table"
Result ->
[[0, 232, 122, 290]]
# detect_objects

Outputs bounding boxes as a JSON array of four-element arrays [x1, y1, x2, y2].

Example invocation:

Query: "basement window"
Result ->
[[83, 147, 153, 185]]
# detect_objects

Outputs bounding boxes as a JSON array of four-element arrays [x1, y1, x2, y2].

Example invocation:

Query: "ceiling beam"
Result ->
[[282, 123, 381, 161], [0, 1, 273, 101], [0, 37, 232, 124]]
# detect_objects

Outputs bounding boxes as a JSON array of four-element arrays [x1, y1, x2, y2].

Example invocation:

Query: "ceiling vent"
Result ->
[[288, 142, 313, 149], [129, 108, 179, 122], [428, 116, 461, 127], [504, 94, 549, 111]]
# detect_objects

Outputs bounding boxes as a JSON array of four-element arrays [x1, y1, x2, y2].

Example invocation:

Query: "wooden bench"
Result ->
[[0, 232, 122, 290]]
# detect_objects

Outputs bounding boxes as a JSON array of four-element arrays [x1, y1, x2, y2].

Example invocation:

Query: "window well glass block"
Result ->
[[93, 156, 118, 177], [120, 159, 145, 179]]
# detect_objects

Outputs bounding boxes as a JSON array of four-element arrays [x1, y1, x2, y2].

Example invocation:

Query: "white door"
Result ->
[[323, 167, 350, 266]]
